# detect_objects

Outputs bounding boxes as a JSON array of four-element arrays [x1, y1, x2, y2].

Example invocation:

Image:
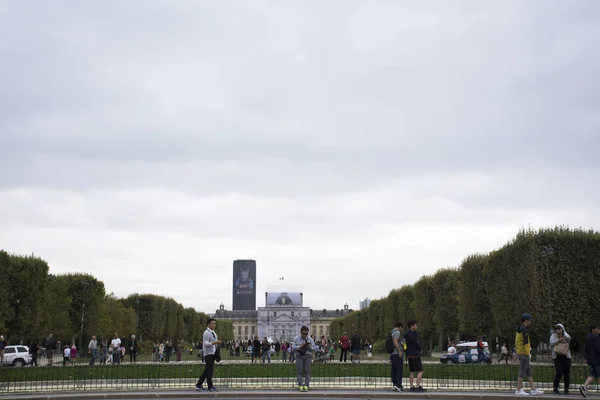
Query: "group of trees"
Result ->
[[0, 250, 232, 348], [330, 227, 600, 351]]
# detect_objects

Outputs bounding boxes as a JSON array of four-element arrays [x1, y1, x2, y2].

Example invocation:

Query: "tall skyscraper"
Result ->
[[359, 298, 371, 310], [232, 259, 257, 310]]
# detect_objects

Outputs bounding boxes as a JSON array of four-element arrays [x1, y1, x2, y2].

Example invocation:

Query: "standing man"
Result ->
[[405, 320, 426, 392], [293, 326, 315, 392], [579, 323, 600, 398], [88, 335, 98, 365], [45, 334, 57, 366], [351, 330, 361, 363], [390, 322, 405, 392], [129, 335, 138, 363], [29, 340, 39, 367], [195, 319, 222, 392], [111, 333, 121, 365], [261, 337, 271, 364], [515, 313, 543, 396], [339, 332, 350, 362]]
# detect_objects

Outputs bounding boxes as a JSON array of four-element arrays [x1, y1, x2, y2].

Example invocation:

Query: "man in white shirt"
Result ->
[[195, 319, 222, 392], [447, 342, 457, 355], [111, 333, 122, 364]]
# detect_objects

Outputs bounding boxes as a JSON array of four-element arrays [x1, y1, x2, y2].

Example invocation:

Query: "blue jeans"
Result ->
[[390, 353, 403, 388], [89, 349, 98, 365], [262, 351, 271, 363]]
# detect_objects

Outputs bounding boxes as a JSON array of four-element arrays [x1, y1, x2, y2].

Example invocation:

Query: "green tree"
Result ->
[[412, 276, 436, 340], [431, 268, 460, 346], [458, 254, 493, 338]]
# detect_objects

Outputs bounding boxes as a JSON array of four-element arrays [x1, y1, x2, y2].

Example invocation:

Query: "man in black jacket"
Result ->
[[404, 320, 426, 392], [579, 323, 600, 398]]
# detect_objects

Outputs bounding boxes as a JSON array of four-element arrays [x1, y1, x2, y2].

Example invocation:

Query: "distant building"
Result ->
[[214, 300, 353, 342], [213, 304, 258, 342], [232, 259, 256, 311], [359, 298, 371, 310]]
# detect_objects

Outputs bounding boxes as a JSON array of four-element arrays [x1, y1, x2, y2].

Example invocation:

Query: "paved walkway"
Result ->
[[3, 389, 573, 400]]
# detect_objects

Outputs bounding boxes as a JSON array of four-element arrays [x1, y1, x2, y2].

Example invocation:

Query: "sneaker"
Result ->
[[579, 385, 587, 398], [298, 386, 303, 391], [530, 389, 543, 395], [194, 385, 206, 391], [409, 387, 416, 392], [392, 385, 404, 392], [553, 388, 560, 394], [515, 389, 530, 396], [208, 387, 218, 392], [417, 386, 427, 392], [303, 385, 308, 391]]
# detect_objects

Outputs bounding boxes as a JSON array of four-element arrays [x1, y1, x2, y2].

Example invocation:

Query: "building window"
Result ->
[[244, 326, 248, 334], [252, 326, 255, 334], [291, 311, 294, 317], [274, 312, 277, 317], [237, 326, 241, 335]]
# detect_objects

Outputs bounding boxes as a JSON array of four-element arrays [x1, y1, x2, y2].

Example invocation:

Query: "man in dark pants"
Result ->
[[129, 335, 138, 363], [339, 332, 350, 362], [390, 322, 405, 392], [195, 319, 222, 392]]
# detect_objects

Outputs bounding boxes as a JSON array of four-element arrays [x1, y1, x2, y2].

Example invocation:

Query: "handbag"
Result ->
[[553, 341, 569, 356], [214, 347, 221, 362]]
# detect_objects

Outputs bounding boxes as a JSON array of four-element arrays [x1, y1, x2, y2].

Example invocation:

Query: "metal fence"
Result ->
[[0, 360, 598, 395]]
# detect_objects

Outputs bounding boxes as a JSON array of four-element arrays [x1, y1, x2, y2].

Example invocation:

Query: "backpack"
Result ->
[[385, 331, 395, 353]]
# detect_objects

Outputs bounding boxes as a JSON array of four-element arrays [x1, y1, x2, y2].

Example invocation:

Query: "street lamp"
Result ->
[[540, 246, 555, 330], [80, 281, 89, 351]]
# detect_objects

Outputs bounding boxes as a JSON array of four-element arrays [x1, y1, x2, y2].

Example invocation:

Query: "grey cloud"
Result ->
[[1, 0, 600, 311]]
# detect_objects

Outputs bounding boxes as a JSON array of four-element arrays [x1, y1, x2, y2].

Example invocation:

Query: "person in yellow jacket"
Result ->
[[514, 313, 543, 396]]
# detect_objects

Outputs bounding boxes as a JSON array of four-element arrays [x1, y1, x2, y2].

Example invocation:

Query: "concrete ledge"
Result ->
[[4, 389, 568, 400]]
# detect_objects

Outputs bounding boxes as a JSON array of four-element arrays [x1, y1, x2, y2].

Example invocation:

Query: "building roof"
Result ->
[[213, 306, 353, 320]]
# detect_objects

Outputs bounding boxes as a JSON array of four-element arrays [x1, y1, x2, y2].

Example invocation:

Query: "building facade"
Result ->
[[232, 259, 257, 311], [213, 304, 258, 342]]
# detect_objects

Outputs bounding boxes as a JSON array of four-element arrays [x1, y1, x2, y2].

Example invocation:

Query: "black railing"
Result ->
[[0, 359, 598, 395]]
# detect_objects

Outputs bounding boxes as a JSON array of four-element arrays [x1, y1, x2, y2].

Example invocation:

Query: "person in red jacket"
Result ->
[[339, 333, 350, 362]]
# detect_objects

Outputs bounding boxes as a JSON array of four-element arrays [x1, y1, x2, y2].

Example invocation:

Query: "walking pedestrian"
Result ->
[[514, 313, 543, 396], [550, 323, 571, 394], [579, 323, 600, 398], [195, 319, 222, 393], [292, 326, 315, 392]]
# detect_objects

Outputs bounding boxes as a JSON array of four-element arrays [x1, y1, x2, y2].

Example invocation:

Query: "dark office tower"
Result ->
[[232, 259, 257, 310]]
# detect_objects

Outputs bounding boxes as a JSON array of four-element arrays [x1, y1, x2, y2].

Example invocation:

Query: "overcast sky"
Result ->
[[1, 1, 599, 314]]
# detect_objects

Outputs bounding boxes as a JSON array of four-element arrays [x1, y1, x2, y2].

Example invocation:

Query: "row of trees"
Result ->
[[0, 250, 232, 347], [330, 227, 600, 350]]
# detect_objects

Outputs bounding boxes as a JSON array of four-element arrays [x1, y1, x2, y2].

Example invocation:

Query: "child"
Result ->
[[63, 345, 71, 366], [329, 345, 335, 361]]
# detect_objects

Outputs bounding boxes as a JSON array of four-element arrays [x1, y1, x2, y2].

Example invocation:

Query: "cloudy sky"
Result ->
[[1, 1, 599, 314]]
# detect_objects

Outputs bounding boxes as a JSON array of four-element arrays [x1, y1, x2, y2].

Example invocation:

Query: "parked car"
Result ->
[[1, 345, 33, 367], [440, 341, 492, 364]]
